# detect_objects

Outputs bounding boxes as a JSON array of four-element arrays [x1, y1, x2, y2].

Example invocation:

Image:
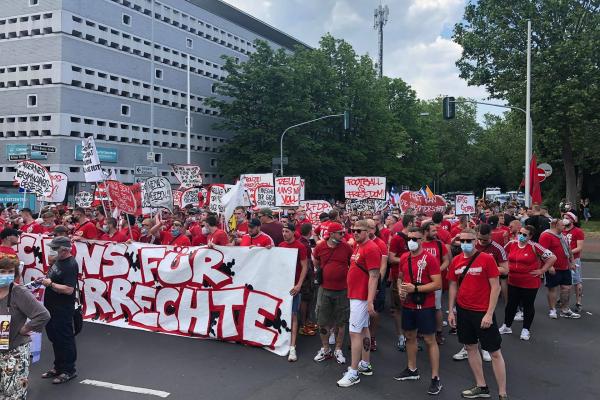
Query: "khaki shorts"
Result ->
[[316, 287, 349, 327], [390, 279, 402, 310]]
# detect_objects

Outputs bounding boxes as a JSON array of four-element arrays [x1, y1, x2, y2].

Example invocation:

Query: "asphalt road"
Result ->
[[28, 262, 600, 400]]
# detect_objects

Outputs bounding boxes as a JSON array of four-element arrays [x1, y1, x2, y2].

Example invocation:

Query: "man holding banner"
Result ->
[[71, 208, 98, 240]]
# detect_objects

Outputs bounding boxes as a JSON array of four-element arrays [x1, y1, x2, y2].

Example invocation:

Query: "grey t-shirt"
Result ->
[[0, 284, 50, 351]]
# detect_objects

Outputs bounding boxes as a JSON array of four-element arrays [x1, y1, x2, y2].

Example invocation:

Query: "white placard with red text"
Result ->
[[275, 176, 301, 207], [300, 200, 332, 226], [455, 194, 476, 216], [241, 174, 274, 208], [344, 176, 386, 200]]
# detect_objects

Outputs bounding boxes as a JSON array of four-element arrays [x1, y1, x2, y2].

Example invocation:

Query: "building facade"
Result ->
[[0, 0, 305, 202]]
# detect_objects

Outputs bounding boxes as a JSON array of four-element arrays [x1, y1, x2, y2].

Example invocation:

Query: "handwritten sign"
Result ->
[[173, 190, 183, 209], [106, 180, 137, 214], [75, 191, 94, 208], [398, 191, 447, 217], [208, 184, 233, 214], [344, 177, 386, 200], [345, 198, 388, 213], [40, 172, 68, 203], [455, 194, 476, 215], [275, 176, 301, 207], [81, 137, 104, 182], [241, 174, 274, 207], [14, 161, 53, 196], [172, 164, 203, 189], [300, 200, 332, 226], [143, 177, 173, 212], [181, 187, 201, 208]]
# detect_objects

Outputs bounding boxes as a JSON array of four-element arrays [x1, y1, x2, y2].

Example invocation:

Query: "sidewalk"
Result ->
[[583, 236, 600, 262]]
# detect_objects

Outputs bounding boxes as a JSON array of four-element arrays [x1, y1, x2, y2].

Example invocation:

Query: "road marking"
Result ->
[[80, 379, 170, 398], [582, 278, 600, 280]]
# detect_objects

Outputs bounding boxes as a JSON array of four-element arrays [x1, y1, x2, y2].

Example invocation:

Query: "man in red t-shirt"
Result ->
[[476, 224, 509, 304], [238, 219, 274, 247], [39, 212, 56, 234], [312, 222, 352, 364], [99, 217, 128, 243], [20, 208, 43, 234], [395, 226, 442, 392], [366, 219, 388, 351], [154, 220, 191, 246], [431, 212, 451, 245], [232, 206, 249, 245], [279, 223, 308, 363], [337, 220, 381, 388], [563, 212, 585, 312], [71, 207, 98, 240], [488, 215, 509, 247], [388, 214, 415, 350], [0, 228, 20, 261], [447, 229, 507, 400], [206, 215, 230, 247]]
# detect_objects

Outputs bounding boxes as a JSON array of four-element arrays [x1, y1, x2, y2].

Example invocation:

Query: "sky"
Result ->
[[221, 0, 505, 121]]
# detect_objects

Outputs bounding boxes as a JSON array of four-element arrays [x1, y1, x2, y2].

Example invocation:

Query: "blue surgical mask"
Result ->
[[518, 233, 528, 243], [461, 242, 474, 254], [141, 228, 148, 236], [0, 273, 15, 288], [171, 228, 180, 237]]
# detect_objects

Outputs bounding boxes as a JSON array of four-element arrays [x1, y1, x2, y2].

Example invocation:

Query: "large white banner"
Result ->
[[17, 234, 297, 356], [344, 176, 386, 200], [82, 137, 104, 182]]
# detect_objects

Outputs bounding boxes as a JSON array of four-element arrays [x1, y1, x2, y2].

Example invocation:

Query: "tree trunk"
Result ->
[[576, 167, 584, 205], [562, 135, 578, 206]]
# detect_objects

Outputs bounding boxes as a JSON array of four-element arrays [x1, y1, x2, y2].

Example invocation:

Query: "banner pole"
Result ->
[[103, 180, 113, 215], [38, 200, 44, 219], [127, 215, 134, 241], [22, 189, 27, 209]]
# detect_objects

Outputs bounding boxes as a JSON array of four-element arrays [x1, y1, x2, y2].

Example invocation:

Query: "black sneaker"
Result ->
[[394, 367, 420, 381], [574, 303, 582, 313], [449, 327, 457, 335], [428, 377, 443, 395], [461, 385, 491, 398]]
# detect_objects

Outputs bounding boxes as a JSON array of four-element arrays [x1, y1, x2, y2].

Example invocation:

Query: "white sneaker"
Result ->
[[288, 346, 297, 362], [514, 310, 524, 321], [520, 328, 531, 341], [442, 320, 448, 327], [337, 368, 360, 387], [334, 349, 346, 364], [548, 309, 558, 319], [481, 350, 492, 362], [329, 331, 336, 345], [313, 347, 332, 362], [452, 346, 468, 361], [560, 309, 581, 319], [498, 324, 512, 335]]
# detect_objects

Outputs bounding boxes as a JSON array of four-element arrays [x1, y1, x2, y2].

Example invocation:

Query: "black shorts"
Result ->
[[402, 307, 436, 335], [456, 305, 502, 352], [545, 269, 572, 288], [499, 274, 508, 280], [374, 283, 386, 312]]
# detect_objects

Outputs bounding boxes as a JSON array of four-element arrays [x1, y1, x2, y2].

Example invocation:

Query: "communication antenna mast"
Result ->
[[373, 4, 389, 78]]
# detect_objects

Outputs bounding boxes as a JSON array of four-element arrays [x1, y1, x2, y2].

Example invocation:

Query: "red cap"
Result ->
[[327, 222, 344, 233]]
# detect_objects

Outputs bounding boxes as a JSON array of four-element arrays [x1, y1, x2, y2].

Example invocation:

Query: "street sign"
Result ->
[[537, 168, 547, 183], [30, 144, 56, 153], [9, 154, 29, 161], [134, 165, 158, 176], [133, 176, 150, 183], [146, 152, 155, 162], [538, 163, 552, 178]]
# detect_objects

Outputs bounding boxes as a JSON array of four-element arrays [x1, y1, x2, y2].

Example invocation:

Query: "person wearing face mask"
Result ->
[[499, 225, 555, 341], [538, 219, 579, 319], [561, 212, 584, 313], [0, 257, 50, 398], [157, 220, 191, 246], [206, 215, 230, 247], [239, 219, 273, 247], [447, 229, 508, 400], [71, 207, 98, 240], [138, 218, 159, 244], [395, 227, 442, 395], [118, 214, 140, 241], [99, 217, 128, 243], [40, 212, 57, 234]]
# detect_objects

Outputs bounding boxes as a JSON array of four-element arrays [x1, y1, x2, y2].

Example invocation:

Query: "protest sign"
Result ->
[[198, 186, 208, 208], [181, 187, 201, 208], [344, 177, 386, 200], [300, 179, 305, 201], [345, 198, 388, 213], [92, 183, 109, 207], [455, 194, 476, 215], [173, 190, 183, 209], [106, 180, 137, 215], [172, 164, 203, 189], [14, 161, 53, 197], [275, 176, 301, 207], [300, 200, 332, 226], [16, 234, 297, 356], [81, 137, 104, 182], [399, 191, 446, 217], [142, 177, 173, 212], [208, 184, 233, 214], [75, 191, 94, 208], [40, 172, 68, 203], [241, 174, 274, 207]]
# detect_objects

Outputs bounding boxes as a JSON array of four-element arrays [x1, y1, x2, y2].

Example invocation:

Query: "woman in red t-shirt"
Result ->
[[499, 225, 556, 340]]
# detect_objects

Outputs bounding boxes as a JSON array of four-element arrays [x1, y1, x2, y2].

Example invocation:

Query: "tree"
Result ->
[[453, 0, 600, 205]]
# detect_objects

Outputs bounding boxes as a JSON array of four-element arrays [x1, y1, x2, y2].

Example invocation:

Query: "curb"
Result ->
[[582, 258, 600, 263]]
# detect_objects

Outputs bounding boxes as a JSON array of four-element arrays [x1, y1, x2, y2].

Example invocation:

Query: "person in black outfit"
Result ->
[[524, 205, 550, 242], [37, 236, 79, 384]]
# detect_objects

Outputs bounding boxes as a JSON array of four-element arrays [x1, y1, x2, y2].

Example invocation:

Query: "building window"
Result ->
[[121, 104, 130, 116], [154, 153, 162, 164], [29, 0, 39, 6], [185, 116, 192, 127], [186, 38, 193, 48], [210, 158, 217, 167], [211, 83, 217, 94], [27, 94, 37, 107], [122, 14, 131, 26], [155, 68, 163, 80]]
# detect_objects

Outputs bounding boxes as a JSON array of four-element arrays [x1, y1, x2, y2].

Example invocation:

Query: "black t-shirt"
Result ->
[[44, 256, 78, 308], [525, 215, 550, 242]]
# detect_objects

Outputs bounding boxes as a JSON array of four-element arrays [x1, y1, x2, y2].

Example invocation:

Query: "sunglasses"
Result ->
[[408, 237, 422, 242], [459, 239, 475, 243], [351, 218, 358, 222], [351, 229, 366, 233]]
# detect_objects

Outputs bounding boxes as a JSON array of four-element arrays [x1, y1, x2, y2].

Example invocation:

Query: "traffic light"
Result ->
[[343, 110, 351, 130], [442, 96, 455, 119]]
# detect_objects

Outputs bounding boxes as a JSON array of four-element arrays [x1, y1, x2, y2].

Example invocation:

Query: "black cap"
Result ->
[[0, 228, 21, 239], [248, 218, 261, 228], [282, 222, 296, 232]]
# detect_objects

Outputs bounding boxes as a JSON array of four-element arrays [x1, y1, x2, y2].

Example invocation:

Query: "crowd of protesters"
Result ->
[[0, 197, 587, 399]]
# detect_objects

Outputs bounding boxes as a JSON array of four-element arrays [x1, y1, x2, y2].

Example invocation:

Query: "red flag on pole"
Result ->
[[529, 154, 542, 205]]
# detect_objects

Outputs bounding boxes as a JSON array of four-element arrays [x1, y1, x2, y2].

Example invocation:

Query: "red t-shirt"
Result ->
[[504, 240, 553, 289], [139, 234, 160, 244], [118, 226, 140, 241], [279, 239, 307, 285], [448, 251, 500, 312], [372, 236, 388, 257], [73, 220, 98, 239], [436, 228, 451, 245], [39, 224, 55, 234], [564, 227, 584, 259], [390, 221, 404, 235], [315, 220, 331, 240], [0, 246, 18, 260], [313, 241, 353, 290], [422, 240, 448, 265], [239, 232, 273, 247], [491, 228, 509, 246], [380, 228, 391, 246], [440, 220, 452, 232], [100, 231, 128, 243], [160, 231, 191, 246], [450, 225, 464, 239], [347, 240, 382, 300], [399, 251, 440, 309], [208, 229, 229, 246], [476, 241, 508, 267], [21, 222, 44, 234], [538, 232, 569, 270], [189, 225, 208, 246], [236, 221, 249, 235], [389, 233, 408, 280]]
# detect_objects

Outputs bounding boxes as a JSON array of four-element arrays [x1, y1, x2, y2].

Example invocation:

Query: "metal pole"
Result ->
[[525, 20, 532, 207], [149, 0, 155, 164], [378, 19, 383, 78], [187, 55, 191, 164]]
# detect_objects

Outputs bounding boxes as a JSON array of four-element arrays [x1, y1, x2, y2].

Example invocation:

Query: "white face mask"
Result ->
[[47, 249, 58, 257], [202, 226, 210, 235], [407, 240, 419, 252], [562, 219, 571, 226]]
